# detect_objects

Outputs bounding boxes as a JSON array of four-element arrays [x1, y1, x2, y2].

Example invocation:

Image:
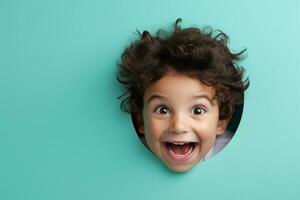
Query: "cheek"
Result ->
[[146, 119, 166, 138], [142, 111, 164, 137], [143, 118, 166, 154], [193, 121, 218, 141]]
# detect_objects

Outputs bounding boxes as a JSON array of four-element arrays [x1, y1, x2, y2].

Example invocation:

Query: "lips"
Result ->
[[163, 142, 198, 162]]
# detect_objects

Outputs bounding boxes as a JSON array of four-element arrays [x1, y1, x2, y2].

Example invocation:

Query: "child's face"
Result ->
[[138, 70, 229, 172]]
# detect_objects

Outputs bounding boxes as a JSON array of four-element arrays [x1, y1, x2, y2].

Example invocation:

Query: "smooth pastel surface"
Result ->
[[1, 0, 299, 199]]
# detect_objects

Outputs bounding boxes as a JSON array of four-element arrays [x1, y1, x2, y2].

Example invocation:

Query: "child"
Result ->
[[117, 18, 249, 172]]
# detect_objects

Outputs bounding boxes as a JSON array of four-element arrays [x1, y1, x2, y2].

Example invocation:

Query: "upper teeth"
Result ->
[[172, 142, 186, 145]]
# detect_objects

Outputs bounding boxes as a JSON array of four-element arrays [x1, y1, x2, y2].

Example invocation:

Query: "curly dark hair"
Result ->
[[117, 18, 249, 131]]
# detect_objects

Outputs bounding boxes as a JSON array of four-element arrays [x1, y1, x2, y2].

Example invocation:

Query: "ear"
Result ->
[[138, 125, 144, 134], [216, 118, 231, 135], [135, 113, 145, 134]]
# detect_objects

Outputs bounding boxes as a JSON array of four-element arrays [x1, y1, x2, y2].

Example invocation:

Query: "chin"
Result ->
[[164, 162, 197, 173]]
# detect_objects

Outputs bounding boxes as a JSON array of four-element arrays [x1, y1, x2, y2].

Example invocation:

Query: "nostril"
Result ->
[[168, 128, 188, 134], [169, 123, 188, 134]]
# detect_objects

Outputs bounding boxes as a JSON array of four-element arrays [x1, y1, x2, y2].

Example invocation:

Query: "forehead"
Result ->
[[144, 70, 216, 103]]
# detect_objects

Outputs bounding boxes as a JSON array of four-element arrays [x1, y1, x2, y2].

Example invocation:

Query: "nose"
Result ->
[[169, 113, 189, 134]]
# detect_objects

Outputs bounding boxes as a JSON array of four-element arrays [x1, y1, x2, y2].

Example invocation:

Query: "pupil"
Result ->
[[161, 107, 167, 114], [195, 108, 202, 114]]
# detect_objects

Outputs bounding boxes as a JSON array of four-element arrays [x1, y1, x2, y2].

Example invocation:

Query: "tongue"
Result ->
[[169, 143, 191, 155]]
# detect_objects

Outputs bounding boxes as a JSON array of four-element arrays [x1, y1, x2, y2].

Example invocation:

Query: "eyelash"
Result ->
[[153, 104, 207, 115], [191, 105, 207, 115], [154, 104, 170, 115]]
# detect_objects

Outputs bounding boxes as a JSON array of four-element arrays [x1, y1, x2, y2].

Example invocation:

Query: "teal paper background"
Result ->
[[1, 0, 299, 199]]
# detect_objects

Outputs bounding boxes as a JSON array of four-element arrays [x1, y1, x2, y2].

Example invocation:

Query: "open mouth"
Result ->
[[163, 142, 198, 162]]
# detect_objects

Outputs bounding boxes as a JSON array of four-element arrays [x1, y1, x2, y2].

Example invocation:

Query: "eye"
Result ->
[[192, 105, 206, 115], [154, 105, 170, 115]]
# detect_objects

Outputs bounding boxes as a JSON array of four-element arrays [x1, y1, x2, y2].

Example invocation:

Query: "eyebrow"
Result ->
[[146, 95, 168, 105], [146, 94, 214, 105], [192, 95, 214, 105]]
